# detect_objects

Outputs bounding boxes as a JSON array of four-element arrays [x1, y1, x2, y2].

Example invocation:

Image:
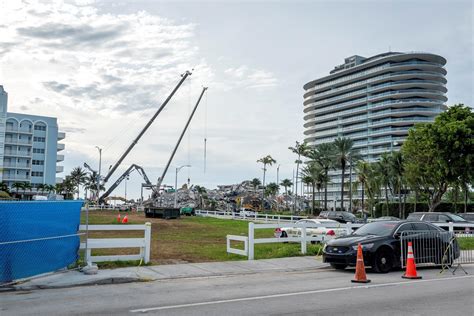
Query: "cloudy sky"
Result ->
[[0, 0, 472, 199]]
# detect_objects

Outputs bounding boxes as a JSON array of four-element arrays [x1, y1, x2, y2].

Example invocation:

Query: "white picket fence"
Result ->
[[79, 223, 152, 263], [195, 209, 307, 223], [227, 221, 473, 260], [227, 222, 364, 260]]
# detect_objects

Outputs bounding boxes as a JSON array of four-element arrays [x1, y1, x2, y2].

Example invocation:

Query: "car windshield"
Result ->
[[353, 222, 397, 236], [343, 212, 357, 220], [449, 214, 467, 222]]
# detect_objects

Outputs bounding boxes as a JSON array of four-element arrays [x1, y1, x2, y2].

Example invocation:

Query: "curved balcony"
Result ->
[[304, 52, 446, 91]]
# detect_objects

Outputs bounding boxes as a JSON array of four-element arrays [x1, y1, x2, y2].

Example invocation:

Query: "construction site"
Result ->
[[81, 70, 303, 217]]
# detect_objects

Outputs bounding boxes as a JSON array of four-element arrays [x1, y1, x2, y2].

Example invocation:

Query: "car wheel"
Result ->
[[330, 263, 347, 270], [281, 231, 288, 238], [373, 248, 394, 273]]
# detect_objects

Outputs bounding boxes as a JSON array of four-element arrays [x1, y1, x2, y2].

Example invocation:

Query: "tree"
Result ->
[[265, 182, 279, 197], [289, 141, 309, 212], [37, 183, 47, 195], [70, 167, 87, 199], [23, 182, 32, 198], [333, 137, 358, 211], [257, 155, 276, 210], [12, 182, 24, 198], [403, 104, 473, 212], [390, 151, 406, 218], [304, 143, 335, 211], [301, 163, 326, 215], [251, 178, 261, 193], [0, 181, 10, 194], [356, 161, 371, 214], [280, 179, 293, 195], [376, 153, 394, 217]]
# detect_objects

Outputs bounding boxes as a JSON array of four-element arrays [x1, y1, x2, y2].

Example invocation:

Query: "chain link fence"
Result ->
[[0, 200, 83, 285]]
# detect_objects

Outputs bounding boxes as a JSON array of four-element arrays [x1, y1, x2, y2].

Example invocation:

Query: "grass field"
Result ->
[[458, 237, 474, 250], [80, 210, 323, 268]]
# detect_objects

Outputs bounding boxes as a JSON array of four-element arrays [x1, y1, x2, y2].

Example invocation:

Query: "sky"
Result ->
[[0, 0, 472, 200]]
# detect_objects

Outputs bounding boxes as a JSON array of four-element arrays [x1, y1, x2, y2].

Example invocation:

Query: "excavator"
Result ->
[[94, 70, 208, 218]]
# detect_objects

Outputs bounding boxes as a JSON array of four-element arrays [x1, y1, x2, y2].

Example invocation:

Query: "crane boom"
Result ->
[[154, 87, 208, 194], [103, 70, 192, 183], [100, 164, 153, 202]]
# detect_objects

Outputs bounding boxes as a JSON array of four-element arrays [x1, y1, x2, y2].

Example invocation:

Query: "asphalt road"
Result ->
[[1, 265, 473, 315]]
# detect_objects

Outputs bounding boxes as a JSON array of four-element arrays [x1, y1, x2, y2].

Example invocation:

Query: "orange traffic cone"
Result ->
[[402, 241, 422, 279], [352, 243, 371, 283], [117, 213, 121, 223], [122, 215, 128, 224]]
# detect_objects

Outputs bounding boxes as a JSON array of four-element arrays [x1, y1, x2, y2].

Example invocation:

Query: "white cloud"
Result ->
[[0, 0, 282, 198], [224, 66, 278, 89]]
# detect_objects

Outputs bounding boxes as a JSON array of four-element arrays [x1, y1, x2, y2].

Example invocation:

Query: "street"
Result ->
[[1, 265, 473, 315]]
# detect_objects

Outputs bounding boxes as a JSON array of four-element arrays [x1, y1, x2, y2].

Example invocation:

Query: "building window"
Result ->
[[34, 125, 47, 131], [32, 160, 44, 165], [33, 137, 46, 142], [32, 171, 44, 177], [33, 148, 45, 154]]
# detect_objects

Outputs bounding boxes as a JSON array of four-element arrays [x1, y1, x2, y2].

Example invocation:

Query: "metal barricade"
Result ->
[[400, 230, 457, 268]]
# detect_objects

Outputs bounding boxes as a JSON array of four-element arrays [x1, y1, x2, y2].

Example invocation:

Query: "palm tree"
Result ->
[[376, 153, 394, 216], [304, 143, 335, 211], [62, 176, 76, 200], [23, 182, 32, 199], [37, 183, 46, 195], [333, 137, 357, 211], [70, 167, 87, 199], [257, 155, 276, 210], [12, 182, 24, 198], [301, 163, 326, 215], [46, 184, 55, 194], [251, 178, 261, 193], [280, 179, 293, 195], [289, 141, 309, 212], [265, 182, 279, 209], [356, 161, 371, 214], [390, 151, 405, 218]]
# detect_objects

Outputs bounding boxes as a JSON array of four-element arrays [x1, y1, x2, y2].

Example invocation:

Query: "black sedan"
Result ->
[[322, 221, 460, 273]]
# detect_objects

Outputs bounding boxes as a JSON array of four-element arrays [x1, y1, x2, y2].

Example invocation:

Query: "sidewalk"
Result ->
[[11, 257, 328, 291]]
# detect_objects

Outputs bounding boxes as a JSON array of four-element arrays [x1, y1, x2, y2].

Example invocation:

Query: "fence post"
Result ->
[[248, 222, 254, 260], [448, 222, 454, 232], [243, 212, 246, 220], [144, 222, 151, 263], [346, 222, 352, 235], [278, 215, 280, 226], [291, 215, 294, 222], [255, 212, 257, 221], [301, 224, 307, 254], [265, 214, 268, 222]]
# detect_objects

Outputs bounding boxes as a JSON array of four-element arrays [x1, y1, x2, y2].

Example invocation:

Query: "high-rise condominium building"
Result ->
[[0, 85, 66, 192], [302, 52, 447, 208]]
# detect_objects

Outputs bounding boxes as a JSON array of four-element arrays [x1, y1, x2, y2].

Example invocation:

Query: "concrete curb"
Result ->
[[10, 257, 329, 291]]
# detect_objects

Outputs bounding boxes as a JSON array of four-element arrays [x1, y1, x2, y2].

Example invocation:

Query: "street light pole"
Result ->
[[349, 155, 352, 213], [276, 164, 280, 211], [174, 165, 191, 208], [95, 146, 102, 203], [125, 175, 129, 202]]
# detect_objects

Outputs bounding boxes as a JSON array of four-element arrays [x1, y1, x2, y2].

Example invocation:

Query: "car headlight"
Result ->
[[352, 243, 374, 250]]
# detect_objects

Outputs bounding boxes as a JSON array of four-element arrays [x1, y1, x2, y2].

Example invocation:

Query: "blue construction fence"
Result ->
[[0, 200, 83, 283]]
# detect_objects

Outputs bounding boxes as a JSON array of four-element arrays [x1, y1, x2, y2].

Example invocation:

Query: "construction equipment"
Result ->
[[153, 87, 208, 196], [100, 164, 152, 202], [102, 70, 192, 184]]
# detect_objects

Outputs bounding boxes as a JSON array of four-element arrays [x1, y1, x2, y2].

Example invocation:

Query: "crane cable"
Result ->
[[204, 90, 208, 174], [187, 75, 191, 186]]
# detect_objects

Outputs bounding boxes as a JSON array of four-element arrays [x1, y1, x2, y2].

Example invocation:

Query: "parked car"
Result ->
[[322, 220, 460, 273], [458, 213, 474, 222], [407, 212, 472, 233], [319, 211, 364, 223], [276, 219, 347, 244], [367, 216, 401, 223]]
